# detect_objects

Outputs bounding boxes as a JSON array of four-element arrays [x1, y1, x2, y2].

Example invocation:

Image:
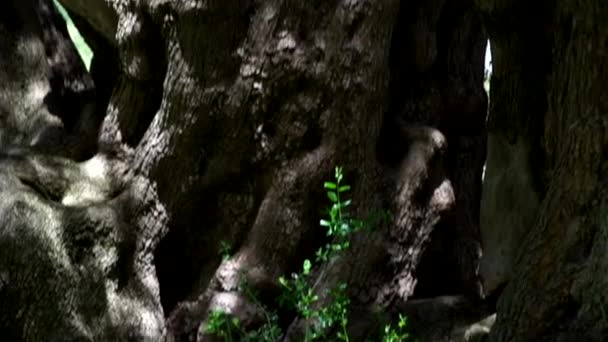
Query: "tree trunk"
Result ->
[[0, 0, 489, 341], [478, 0, 608, 340]]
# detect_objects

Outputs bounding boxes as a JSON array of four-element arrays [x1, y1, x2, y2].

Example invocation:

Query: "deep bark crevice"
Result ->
[[380, 0, 487, 304]]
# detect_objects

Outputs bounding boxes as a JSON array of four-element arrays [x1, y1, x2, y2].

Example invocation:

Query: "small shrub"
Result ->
[[206, 309, 243, 341], [381, 314, 410, 342], [205, 167, 410, 341]]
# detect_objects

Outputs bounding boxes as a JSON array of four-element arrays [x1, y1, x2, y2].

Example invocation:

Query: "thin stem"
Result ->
[[342, 318, 349, 342]]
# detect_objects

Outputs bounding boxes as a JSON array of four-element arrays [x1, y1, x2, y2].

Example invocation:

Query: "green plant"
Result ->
[[381, 314, 410, 342], [316, 282, 350, 341], [204, 166, 410, 342], [239, 278, 283, 341], [219, 240, 233, 261], [53, 1, 93, 69], [206, 309, 244, 341], [315, 166, 366, 262], [276, 166, 363, 341], [241, 314, 282, 342]]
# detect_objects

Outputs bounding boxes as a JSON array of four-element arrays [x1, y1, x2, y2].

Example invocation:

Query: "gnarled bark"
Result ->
[[0, 0, 490, 341]]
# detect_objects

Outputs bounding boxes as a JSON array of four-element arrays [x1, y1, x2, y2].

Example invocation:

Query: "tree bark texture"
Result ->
[[0, 0, 488, 341], [478, 0, 608, 340]]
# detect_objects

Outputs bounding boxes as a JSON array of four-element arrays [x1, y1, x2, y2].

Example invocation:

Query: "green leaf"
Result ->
[[338, 185, 351, 193], [320, 219, 331, 227], [303, 259, 312, 275], [327, 191, 338, 202], [340, 199, 352, 208], [279, 276, 288, 287], [324, 182, 337, 190], [340, 222, 351, 234], [351, 219, 365, 231], [315, 248, 328, 262], [398, 314, 408, 328], [335, 166, 343, 182]]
